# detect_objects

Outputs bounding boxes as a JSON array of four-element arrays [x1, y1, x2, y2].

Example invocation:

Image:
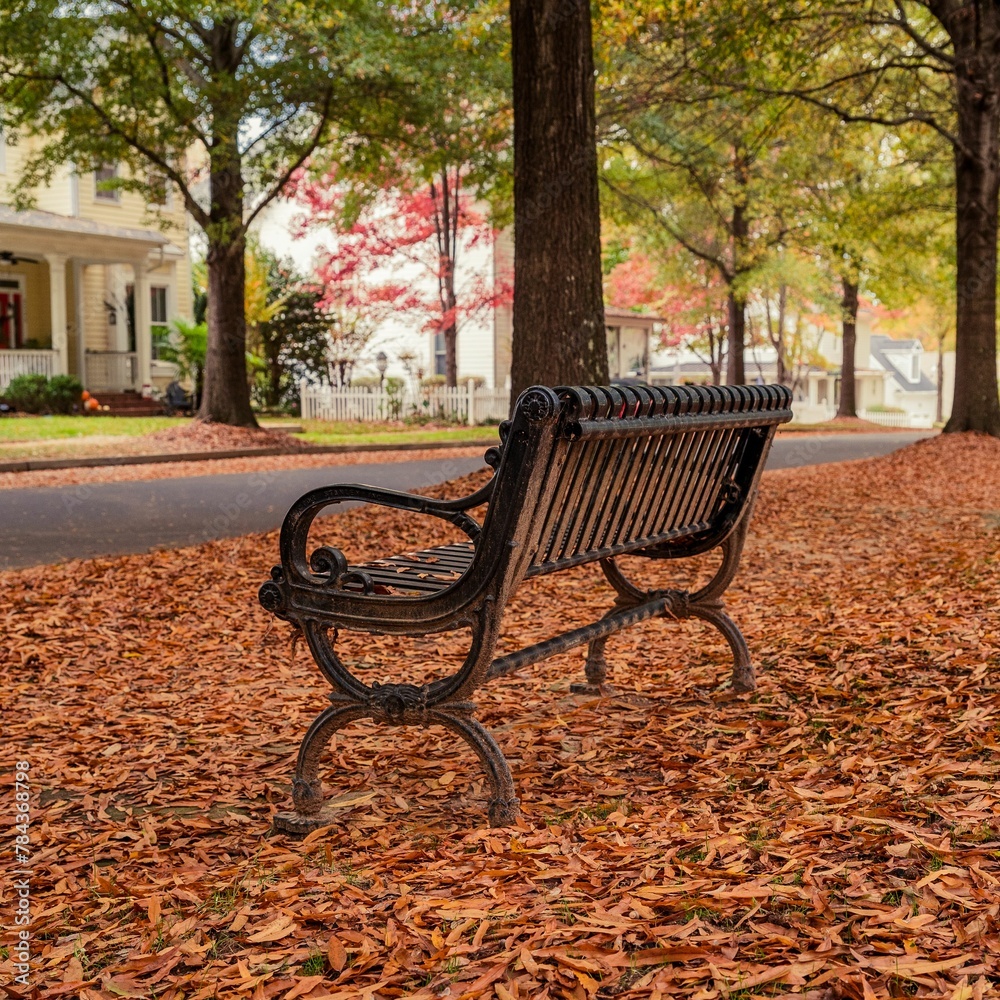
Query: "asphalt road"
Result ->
[[0, 432, 932, 570]]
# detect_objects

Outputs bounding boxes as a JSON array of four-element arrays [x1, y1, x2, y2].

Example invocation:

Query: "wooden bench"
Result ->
[[259, 383, 792, 829]]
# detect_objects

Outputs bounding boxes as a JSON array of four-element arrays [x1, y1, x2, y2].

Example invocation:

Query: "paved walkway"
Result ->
[[0, 433, 931, 570]]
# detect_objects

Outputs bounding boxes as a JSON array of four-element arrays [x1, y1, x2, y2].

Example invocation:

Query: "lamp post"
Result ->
[[376, 351, 388, 388]]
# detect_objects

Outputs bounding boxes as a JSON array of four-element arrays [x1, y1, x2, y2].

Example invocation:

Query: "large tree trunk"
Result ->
[[202, 237, 257, 426], [509, 0, 607, 399], [938, 2, 1000, 436], [838, 276, 859, 418], [199, 116, 257, 427], [726, 291, 746, 384]]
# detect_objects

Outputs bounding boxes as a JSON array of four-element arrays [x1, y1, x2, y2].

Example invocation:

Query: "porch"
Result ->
[[0, 206, 184, 395]]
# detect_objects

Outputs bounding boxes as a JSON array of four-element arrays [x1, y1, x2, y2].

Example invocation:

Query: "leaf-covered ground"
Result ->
[[2, 433, 998, 999]]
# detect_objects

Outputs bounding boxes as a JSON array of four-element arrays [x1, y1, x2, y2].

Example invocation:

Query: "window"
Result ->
[[150, 286, 168, 324], [150, 286, 170, 360], [911, 353, 920, 382], [94, 163, 120, 202], [434, 332, 446, 376]]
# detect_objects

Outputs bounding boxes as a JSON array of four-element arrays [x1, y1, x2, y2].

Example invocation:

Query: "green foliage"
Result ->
[[300, 951, 326, 976], [46, 374, 85, 414], [250, 252, 334, 411], [0, 0, 408, 229], [3, 374, 50, 413], [191, 260, 208, 326], [596, 0, 956, 390], [310, 1, 512, 229], [159, 320, 207, 406], [1, 374, 83, 414], [0, 0, 449, 424]]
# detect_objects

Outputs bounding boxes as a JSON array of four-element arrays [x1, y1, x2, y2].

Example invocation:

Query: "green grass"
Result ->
[[0, 414, 496, 447], [0, 413, 498, 462], [0, 415, 176, 442]]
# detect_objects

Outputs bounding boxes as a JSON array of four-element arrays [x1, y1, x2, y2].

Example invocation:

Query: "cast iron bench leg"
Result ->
[[571, 511, 758, 697], [273, 610, 521, 832], [570, 604, 627, 695], [686, 600, 755, 693], [273, 701, 520, 832]]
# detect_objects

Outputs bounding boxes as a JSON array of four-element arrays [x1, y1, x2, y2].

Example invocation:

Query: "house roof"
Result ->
[[869, 335, 937, 393], [0, 205, 171, 244], [605, 307, 664, 325], [650, 360, 829, 379], [0, 205, 179, 264]]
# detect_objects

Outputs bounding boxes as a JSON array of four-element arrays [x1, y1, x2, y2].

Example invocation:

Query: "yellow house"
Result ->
[[0, 130, 193, 399]]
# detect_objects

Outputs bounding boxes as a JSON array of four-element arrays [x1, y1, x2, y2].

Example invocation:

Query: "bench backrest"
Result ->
[[480, 384, 791, 591]]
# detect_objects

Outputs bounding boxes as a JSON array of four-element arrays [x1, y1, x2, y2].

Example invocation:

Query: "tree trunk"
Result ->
[[509, 0, 607, 399], [201, 237, 257, 426], [838, 276, 859, 418], [267, 347, 283, 410], [775, 284, 788, 386], [938, 2, 1000, 435], [937, 334, 945, 424], [444, 324, 458, 387], [433, 168, 461, 388], [199, 117, 257, 427], [725, 161, 748, 386], [726, 291, 746, 384]]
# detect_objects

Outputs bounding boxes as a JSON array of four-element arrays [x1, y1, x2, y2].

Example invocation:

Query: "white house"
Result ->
[[0, 134, 193, 402]]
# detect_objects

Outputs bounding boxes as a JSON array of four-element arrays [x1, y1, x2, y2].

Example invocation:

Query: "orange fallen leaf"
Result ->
[[327, 935, 347, 972], [247, 915, 296, 943]]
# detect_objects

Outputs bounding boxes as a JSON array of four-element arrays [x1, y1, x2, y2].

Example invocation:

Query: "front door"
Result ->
[[0, 283, 24, 349]]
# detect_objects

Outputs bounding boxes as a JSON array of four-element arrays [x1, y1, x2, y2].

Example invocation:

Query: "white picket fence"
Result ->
[[301, 380, 510, 425], [859, 409, 919, 428]]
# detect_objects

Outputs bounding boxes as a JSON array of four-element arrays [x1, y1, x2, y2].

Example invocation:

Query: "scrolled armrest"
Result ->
[[276, 480, 492, 590]]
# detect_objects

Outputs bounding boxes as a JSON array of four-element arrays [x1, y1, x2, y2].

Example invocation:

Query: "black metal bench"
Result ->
[[259, 383, 792, 829]]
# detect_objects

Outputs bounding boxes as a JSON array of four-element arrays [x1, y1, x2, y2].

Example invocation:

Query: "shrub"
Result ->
[[1, 373, 84, 414], [46, 375, 84, 414], [3, 373, 49, 413]]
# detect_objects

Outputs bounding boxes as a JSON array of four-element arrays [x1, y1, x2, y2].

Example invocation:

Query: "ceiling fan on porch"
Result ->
[[0, 250, 39, 267]]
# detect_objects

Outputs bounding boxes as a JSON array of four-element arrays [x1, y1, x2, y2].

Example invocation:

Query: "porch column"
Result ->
[[73, 260, 86, 382], [133, 258, 152, 394], [43, 253, 69, 376]]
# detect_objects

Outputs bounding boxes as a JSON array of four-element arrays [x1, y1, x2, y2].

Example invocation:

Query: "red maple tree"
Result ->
[[295, 166, 511, 387], [605, 248, 731, 383]]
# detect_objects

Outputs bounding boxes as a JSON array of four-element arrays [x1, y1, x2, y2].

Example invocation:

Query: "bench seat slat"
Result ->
[[342, 510, 721, 597]]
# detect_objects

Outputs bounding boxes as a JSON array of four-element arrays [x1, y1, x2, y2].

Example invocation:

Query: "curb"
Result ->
[[0, 438, 498, 475]]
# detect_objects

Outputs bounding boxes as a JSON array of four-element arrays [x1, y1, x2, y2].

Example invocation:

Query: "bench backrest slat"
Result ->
[[488, 385, 791, 577]]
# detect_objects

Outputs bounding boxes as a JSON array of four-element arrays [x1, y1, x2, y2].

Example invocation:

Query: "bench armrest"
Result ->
[[277, 479, 493, 589]]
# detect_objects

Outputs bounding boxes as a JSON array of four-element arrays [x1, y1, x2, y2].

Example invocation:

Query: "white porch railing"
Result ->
[[85, 351, 139, 392], [301, 381, 510, 425], [859, 409, 930, 429], [0, 349, 56, 391]]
